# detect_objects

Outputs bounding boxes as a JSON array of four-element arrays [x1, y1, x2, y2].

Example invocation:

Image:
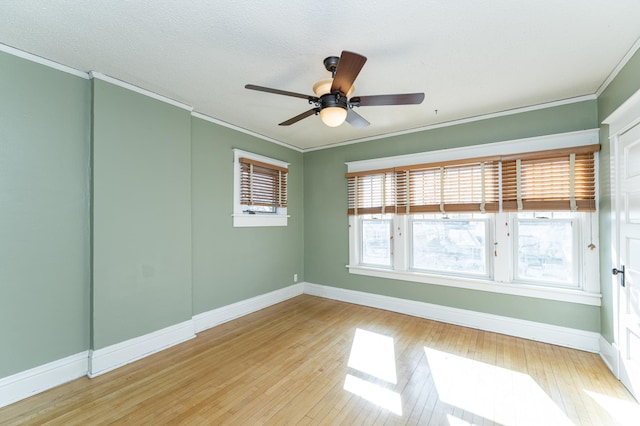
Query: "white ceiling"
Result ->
[[1, 1, 639, 151]]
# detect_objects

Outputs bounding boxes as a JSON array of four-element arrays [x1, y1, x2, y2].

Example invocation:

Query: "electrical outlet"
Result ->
[[294, 274, 298, 282]]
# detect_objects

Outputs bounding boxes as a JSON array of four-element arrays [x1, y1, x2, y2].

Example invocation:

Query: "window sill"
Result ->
[[346, 265, 601, 306], [232, 213, 289, 227]]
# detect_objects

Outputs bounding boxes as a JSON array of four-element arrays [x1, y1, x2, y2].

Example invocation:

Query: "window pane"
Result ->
[[361, 219, 392, 267], [516, 219, 574, 285], [412, 219, 487, 275], [243, 205, 276, 214]]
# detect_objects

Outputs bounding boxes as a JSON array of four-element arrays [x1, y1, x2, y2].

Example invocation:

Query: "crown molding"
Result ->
[[191, 112, 304, 153], [596, 35, 640, 97], [304, 94, 597, 152], [89, 72, 193, 111], [0, 42, 89, 79], [0, 42, 611, 155]]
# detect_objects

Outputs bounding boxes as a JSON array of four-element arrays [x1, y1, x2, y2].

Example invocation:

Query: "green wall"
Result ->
[[91, 80, 193, 349], [2, 41, 639, 382], [191, 118, 304, 313], [0, 51, 304, 378], [303, 100, 602, 332], [597, 48, 640, 342], [0, 52, 90, 377]]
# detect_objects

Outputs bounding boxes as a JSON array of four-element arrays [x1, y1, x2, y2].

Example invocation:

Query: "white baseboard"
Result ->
[[193, 283, 304, 333], [89, 320, 195, 378], [0, 351, 89, 408], [599, 336, 619, 378], [0, 281, 611, 409], [303, 282, 601, 353]]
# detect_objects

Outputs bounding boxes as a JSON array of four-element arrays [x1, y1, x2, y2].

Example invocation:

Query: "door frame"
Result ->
[[604, 88, 640, 393]]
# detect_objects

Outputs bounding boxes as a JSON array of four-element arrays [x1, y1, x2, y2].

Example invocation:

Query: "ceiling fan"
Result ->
[[245, 51, 425, 128]]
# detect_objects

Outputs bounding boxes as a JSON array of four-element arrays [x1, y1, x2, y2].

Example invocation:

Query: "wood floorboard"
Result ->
[[1, 295, 638, 425]]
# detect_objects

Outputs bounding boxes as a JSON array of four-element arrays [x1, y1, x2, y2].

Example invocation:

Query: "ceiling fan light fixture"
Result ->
[[312, 78, 332, 97], [312, 78, 355, 97], [319, 106, 347, 127]]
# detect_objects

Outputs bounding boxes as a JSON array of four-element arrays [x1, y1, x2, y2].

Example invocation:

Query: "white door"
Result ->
[[615, 120, 640, 400]]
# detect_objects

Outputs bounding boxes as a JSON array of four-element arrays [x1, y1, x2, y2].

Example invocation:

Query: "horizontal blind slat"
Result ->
[[346, 145, 597, 215]]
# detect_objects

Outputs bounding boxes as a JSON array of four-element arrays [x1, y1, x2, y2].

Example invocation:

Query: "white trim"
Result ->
[[346, 128, 599, 173], [232, 148, 290, 227], [232, 148, 289, 169], [0, 351, 89, 408], [0, 42, 89, 79], [605, 90, 640, 400], [88, 320, 195, 378], [303, 282, 601, 353], [89, 72, 193, 112], [0, 283, 612, 408], [193, 283, 304, 333], [306, 95, 597, 153], [596, 36, 640, 97], [346, 265, 601, 306], [192, 112, 303, 153], [0, 42, 605, 154], [231, 213, 289, 227], [599, 335, 619, 379], [602, 88, 640, 136]]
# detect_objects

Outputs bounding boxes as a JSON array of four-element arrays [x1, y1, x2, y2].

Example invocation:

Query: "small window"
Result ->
[[233, 149, 289, 227]]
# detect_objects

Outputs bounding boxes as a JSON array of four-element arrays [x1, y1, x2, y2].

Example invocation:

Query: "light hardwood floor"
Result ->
[[1, 295, 638, 425]]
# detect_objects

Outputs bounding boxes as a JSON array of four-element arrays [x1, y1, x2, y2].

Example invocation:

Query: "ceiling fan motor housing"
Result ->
[[319, 92, 347, 111]]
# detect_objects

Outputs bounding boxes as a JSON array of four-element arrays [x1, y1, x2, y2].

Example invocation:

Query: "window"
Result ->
[[345, 130, 601, 305], [411, 214, 489, 277], [233, 149, 289, 227], [513, 212, 577, 287], [361, 216, 393, 267]]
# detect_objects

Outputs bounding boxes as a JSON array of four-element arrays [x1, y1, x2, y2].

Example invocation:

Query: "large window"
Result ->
[[346, 130, 601, 305]]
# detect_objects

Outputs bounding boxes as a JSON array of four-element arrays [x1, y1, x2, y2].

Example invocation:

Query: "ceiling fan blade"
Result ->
[[278, 108, 318, 126], [245, 84, 318, 101], [351, 93, 425, 107], [346, 108, 370, 128], [331, 51, 367, 95]]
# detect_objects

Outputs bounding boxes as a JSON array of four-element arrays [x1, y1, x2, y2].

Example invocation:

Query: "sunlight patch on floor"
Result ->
[[347, 328, 397, 384], [585, 390, 640, 425], [425, 347, 572, 425], [343, 374, 403, 415], [445, 414, 475, 426], [344, 328, 402, 415]]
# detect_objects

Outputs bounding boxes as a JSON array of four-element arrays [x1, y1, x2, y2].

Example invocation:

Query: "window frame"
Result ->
[[345, 130, 602, 306], [511, 212, 580, 288], [233, 149, 289, 227], [409, 213, 492, 279], [359, 216, 394, 268]]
